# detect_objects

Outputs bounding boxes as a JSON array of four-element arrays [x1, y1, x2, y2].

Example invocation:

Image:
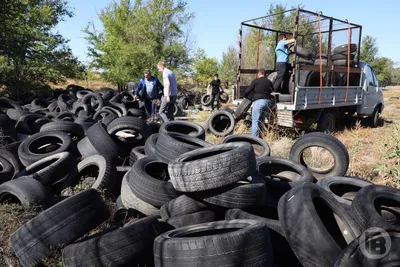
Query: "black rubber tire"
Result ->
[[342, 73, 361, 86], [120, 171, 160, 216], [18, 131, 77, 167], [278, 183, 362, 267], [82, 92, 104, 111], [0, 113, 17, 141], [177, 97, 190, 110], [296, 45, 313, 60], [127, 108, 146, 118], [75, 154, 117, 191], [201, 94, 212, 106], [62, 217, 161, 267], [154, 219, 273, 267], [144, 133, 158, 157], [314, 58, 328, 66], [159, 120, 206, 140], [103, 106, 122, 117], [0, 155, 14, 184], [155, 131, 211, 163], [11, 189, 110, 267], [234, 98, 252, 120], [317, 176, 373, 206], [317, 111, 336, 133], [76, 89, 93, 99], [160, 195, 208, 220], [256, 156, 315, 203], [289, 132, 350, 179], [267, 72, 278, 83], [332, 43, 357, 54], [147, 121, 160, 134], [16, 152, 77, 191], [334, 227, 400, 267], [128, 156, 182, 207], [332, 59, 359, 67], [76, 136, 99, 159], [165, 210, 219, 228], [129, 145, 146, 165], [93, 108, 115, 122], [168, 142, 256, 192], [40, 121, 85, 141], [101, 113, 118, 126], [351, 185, 400, 232], [107, 116, 151, 148], [225, 208, 302, 267], [220, 134, 271, 157], [331, 53, 355, 61], [15, 113, 44, 135], [2, 141, 22, 176], [208, 110, 236, 137], [86, 122, 119, 160], [0, 177, 54, 208], [190, 171, 266, 208], [370, 106, 380, 128], [219, 92, 229, 103], [221, 106, 234, 114], [109, 101, 128, 116], [297, 58, 314, 65]]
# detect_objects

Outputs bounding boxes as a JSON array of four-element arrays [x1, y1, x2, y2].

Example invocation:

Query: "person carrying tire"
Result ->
[[157, 61, 178, 122], [206, 74, 224, 111], [273, 34, 296, 93], [133, 69, 163, 122], [244, 69, 275, 137]]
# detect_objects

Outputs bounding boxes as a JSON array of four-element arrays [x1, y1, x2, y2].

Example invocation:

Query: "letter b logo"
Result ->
[[360, 228, 391, 260]]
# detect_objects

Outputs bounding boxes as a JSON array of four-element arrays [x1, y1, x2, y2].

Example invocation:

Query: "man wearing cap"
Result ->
[[133, 69, 164, 121]]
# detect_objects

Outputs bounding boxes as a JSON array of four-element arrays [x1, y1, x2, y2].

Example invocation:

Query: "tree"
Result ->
[[391, 68, 400, 85], [360, 35, 378, 63], [219, 46, 238, 88], [84, 0, 194, 85], [191, 48, 219, 87], [0, 0, 85, 94], [371, 57, 394, 84]]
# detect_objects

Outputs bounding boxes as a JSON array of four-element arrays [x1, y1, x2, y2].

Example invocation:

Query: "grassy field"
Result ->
[[0, 86, 399, 266]]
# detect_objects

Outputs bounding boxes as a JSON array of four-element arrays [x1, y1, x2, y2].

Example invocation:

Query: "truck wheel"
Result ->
[[370, 107, 380, 128], [317, 112, 335, 133]]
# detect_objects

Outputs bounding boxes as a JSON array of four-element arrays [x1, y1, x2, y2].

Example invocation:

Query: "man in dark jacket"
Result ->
[[244, 69, 275, 137], [133, 69, 163, 121], [207, 74, 224, 111]]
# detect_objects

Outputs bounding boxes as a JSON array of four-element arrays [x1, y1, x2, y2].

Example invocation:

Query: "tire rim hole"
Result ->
[[183, 148, 231, 162], [258, 163, 300, 182], [329, 184, 361, 199], [300, 146, 335, 174], [313, 197, 350, 249], [0, 193, 21, 204], [174, 227, 242, 238], [165, 125, 197, 136], [145, 162, 170, 181], [30, 137, 63, 154], [211, 115, 232, 133]]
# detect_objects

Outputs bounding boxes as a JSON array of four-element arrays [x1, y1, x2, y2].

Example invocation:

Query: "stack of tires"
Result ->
[[1, 88, 400, 266]]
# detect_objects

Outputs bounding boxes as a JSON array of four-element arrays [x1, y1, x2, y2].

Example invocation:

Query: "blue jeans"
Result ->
[[252, 99, 274, 137], [144, 98, 156, 119]]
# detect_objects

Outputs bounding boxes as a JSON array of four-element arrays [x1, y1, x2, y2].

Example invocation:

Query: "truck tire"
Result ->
[[370, 106, 381, 128], [233, 98, 252, 120], [317, 112, 336, 133]]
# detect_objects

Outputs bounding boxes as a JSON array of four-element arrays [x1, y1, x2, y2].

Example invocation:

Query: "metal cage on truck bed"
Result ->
[[235, 8, 363, 116]]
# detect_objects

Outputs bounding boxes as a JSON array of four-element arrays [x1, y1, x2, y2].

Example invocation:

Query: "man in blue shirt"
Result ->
[[157, 61, 178, 122], [274, 34, 296, 93], [133, 69, 163, 121]]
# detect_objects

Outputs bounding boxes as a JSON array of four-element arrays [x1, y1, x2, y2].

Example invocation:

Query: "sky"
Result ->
[[55, 0, 398, 65]]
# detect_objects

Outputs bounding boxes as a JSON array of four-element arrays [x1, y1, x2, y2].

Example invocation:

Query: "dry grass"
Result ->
[[50, 79, 117, 91], [193, 86, 400, 187]]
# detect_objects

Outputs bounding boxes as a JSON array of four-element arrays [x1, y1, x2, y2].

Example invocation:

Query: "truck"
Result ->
[[234, 8, 384, 132]]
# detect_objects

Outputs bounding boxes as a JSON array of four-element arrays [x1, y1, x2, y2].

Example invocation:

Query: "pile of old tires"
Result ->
[[1, 88, 399, 266], [201, 91, 230, 107]]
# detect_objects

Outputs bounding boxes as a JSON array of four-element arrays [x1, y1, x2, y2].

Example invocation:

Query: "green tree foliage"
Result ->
[[85, 0, 194, 84], [191, 49, 219, 87], [391, 68, 400, 85], [371, 57, 394, 84], [0, 0, 85, 94], [219, 46, 239, 88], [360, 35, 378, 63]]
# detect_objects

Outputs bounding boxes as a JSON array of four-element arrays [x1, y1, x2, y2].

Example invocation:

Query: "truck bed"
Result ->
[[276, 86, 363, 111]]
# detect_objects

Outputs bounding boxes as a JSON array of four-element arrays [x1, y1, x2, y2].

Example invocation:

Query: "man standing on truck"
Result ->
[[273, 34, 296, 93], [133, 69, 163, 122], [206, 74, 224, 111], [157, 61, 178, 122], [244, 69, 275, 137]]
